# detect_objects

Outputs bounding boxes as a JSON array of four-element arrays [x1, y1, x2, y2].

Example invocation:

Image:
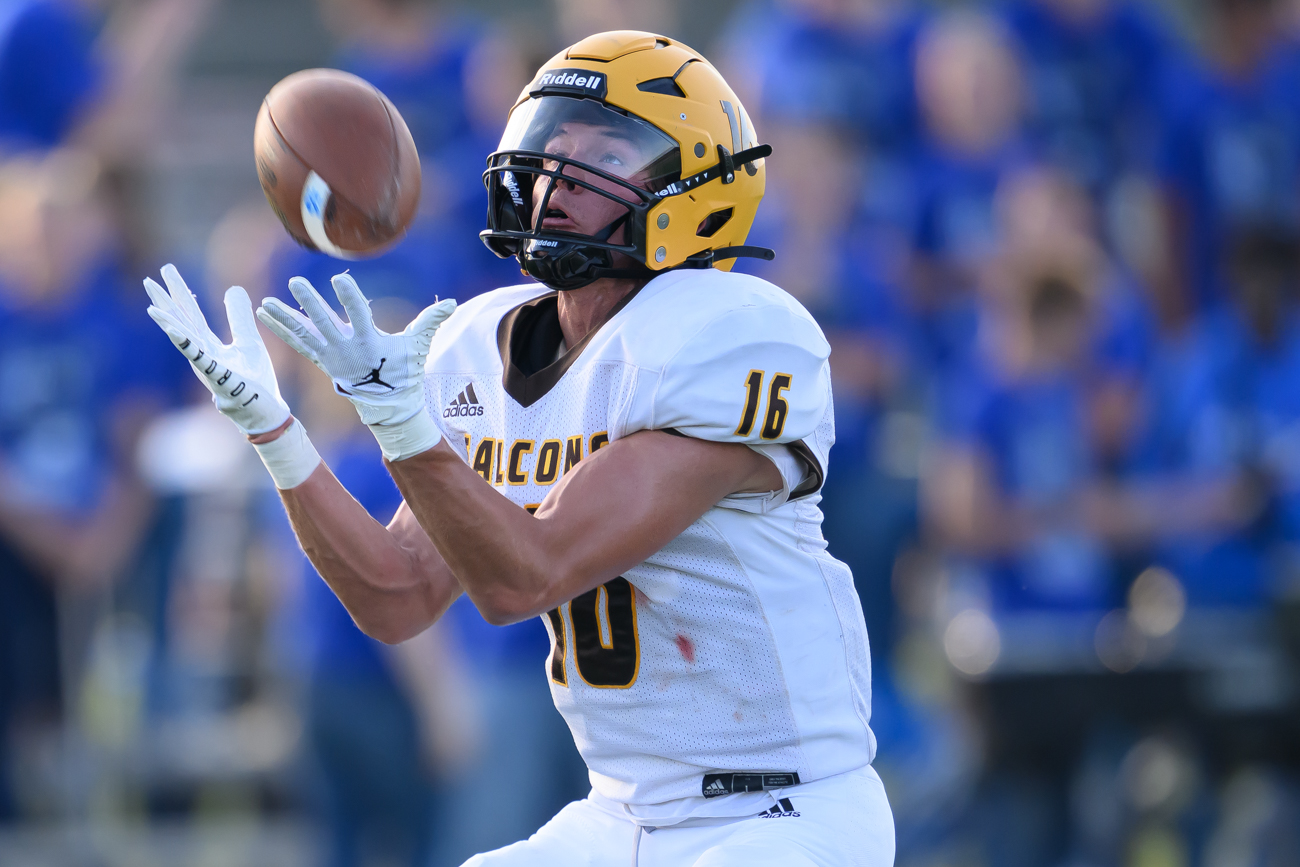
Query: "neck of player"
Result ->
[[557, 277, 640, 348]]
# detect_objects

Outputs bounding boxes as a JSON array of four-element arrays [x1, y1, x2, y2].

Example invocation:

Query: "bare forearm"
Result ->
[[386, 440, 565, 623], [386, 433, 757, 625], [279, 462, 458, 642]]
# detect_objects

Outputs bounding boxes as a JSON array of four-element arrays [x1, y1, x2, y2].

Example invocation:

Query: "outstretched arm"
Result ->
[[385, 429, 779, 626], [144, 265, 459, 643], [278, 459, 460, 643]]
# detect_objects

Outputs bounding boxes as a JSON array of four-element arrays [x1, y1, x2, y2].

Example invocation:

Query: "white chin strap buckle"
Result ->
[[301, 171, 359, 260]]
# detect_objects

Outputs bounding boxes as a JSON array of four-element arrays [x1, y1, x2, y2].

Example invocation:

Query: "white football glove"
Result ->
[[256, 273, 456, 461], [145, 264, 291, 436], [144, 264, 321, 489]]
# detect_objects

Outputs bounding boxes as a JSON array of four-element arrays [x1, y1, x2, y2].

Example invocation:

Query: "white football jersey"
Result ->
[[423, 268, 876, 811]]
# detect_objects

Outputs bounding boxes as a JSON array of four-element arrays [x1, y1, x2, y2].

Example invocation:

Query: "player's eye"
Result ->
[[599, 152, 625, 167]]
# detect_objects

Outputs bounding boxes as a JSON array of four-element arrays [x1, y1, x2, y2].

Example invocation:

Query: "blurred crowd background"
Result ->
[[0, 0, 1298, 865]]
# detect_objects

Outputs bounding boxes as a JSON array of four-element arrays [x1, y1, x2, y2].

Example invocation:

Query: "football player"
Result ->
[[145, 31, 894, 867]]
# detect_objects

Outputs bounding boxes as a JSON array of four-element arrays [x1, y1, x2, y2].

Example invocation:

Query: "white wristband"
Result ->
[[253, 419, 322, 489], [370, 410, 443, 462]]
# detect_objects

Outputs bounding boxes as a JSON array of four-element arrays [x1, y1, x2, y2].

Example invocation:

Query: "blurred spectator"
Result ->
[[924, 202, 1120, 613], [1134, 225, 1299, 606], [999, 0, 1178, 195], [0, 146, 181, 817], [722, 0, 922, 159], [908, 10, 1033, 372], [1156, 0, 1300, 311], [922, 168, 1248, 612], [0, 0, 211, 163], [0, 0, 100, 151]]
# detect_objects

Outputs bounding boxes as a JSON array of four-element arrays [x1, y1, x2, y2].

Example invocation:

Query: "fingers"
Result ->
[[161, 263, 221, 346], [149, 306, 224, 383], [331, 272, 374, 332], [287, 276, 347, 344], [406, 298, 458, 342], [257, 301, 324, 364], [143, 277, 181, 320], [224, 286, 265, 351], [147, 304, 194, 349], [259, 298, 326, 348]]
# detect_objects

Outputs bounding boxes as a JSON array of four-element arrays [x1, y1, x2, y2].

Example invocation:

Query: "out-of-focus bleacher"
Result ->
[[0, 1, 1296, 866]]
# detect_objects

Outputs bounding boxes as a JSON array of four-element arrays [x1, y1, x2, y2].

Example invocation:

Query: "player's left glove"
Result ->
[[256, 273, 457, 461]]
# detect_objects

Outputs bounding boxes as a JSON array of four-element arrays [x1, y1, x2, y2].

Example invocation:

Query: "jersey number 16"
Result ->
[[736, 370, 792, 440]]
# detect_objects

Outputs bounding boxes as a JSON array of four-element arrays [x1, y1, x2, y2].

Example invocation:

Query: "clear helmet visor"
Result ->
[[498, 95, 681, 194]]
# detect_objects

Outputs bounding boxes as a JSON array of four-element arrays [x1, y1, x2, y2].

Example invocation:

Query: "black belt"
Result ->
[[701, 772, 800, 798]]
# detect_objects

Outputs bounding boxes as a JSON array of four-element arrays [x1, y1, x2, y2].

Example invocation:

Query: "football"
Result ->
[[253, 68, 420, 259]]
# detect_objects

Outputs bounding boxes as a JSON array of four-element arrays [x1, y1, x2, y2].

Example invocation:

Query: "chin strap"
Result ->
[[711, 245, 776, 262], [676, 245, 776, 269]]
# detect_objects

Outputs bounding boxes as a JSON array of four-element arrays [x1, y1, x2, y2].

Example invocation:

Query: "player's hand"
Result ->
[[144, 264, 291, 437], [256, 273, 456, 460]]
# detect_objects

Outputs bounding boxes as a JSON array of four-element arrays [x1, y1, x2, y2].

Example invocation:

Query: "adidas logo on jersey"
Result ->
[[703, 779, 729, 796], [444, 383, 485, 418], [758, 799, 799, 819]]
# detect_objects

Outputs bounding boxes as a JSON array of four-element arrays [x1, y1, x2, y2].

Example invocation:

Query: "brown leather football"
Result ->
[[254, 69, 420, 259]]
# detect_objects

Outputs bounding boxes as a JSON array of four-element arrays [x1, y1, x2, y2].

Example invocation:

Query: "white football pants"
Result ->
[[460, 764, 895, 867]]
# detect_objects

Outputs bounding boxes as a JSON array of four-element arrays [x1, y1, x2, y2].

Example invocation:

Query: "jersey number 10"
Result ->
[[546, 577, 640, 689], [736, 370, 792, 439]]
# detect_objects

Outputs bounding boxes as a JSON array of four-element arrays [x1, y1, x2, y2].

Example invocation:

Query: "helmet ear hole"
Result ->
[[696, 208, 734, 238], [637, 77, 686, 97]]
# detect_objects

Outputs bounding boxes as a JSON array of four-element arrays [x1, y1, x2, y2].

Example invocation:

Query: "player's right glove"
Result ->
[[256, 272, 456, 462], [144, 264, 321, 489]]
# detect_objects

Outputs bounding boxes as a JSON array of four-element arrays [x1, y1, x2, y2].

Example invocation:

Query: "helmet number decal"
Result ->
[[720, 100, 761, 177], [736, 370, 793, 439], [720, 100, 742, 154]]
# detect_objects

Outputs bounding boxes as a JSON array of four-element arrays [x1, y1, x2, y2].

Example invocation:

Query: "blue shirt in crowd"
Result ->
[[0, 261, 182, 514], [0, 0, 100, 150], [1135, 304, 1300, 605], [1000, 0, 1177, 189], [1156, 52, 1300, 307], [940, 361, 1115, 612]]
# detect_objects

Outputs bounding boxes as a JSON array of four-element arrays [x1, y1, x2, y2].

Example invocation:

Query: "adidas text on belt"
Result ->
[[701, 772, 800, 798]]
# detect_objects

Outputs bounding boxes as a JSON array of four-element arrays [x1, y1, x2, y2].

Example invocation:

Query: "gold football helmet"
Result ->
[[481, 31, 772, 290]]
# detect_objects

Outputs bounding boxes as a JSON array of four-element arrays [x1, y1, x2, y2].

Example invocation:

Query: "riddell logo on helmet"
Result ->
[[531, 69, 608, 99], [502, 171, 524, 206]]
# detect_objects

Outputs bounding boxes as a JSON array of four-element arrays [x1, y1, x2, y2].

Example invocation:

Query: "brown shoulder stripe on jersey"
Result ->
[[788, 439, 824, 499], [496, 285, 644, 408]]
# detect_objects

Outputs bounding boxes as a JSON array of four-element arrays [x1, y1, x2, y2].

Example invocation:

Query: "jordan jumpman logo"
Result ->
[[353, 358, 394, 389]]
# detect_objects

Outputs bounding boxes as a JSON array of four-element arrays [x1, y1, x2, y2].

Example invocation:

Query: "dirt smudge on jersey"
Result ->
[[675, 634, 695, 664]]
